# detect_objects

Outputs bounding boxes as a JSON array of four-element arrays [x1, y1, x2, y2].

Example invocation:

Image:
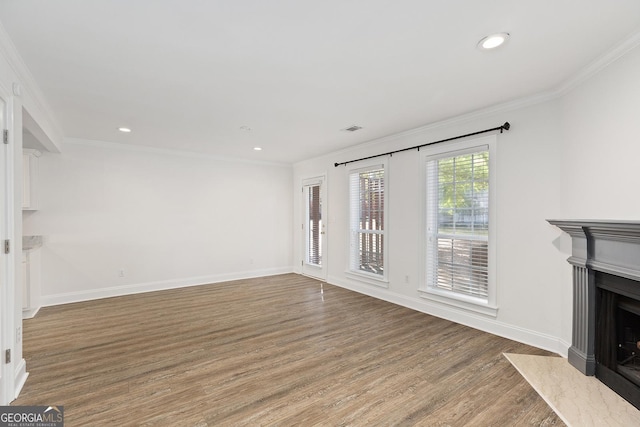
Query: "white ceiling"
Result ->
[[1, 1, 640, 164]]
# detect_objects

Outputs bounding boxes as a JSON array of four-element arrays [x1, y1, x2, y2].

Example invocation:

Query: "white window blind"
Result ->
[[426, 147, 489, 299], [349, 165, 385, 278]]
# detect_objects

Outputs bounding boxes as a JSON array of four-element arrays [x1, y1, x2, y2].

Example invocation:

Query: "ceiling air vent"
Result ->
[[341, 125, 363, 132]]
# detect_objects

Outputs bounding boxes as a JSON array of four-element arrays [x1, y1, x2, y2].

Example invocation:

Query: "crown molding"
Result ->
[[63, 137, 292, 168], [297, 30, 640, 168], [555, 29, 640, 96], [0, 21, 63, 151], [298, 89, 557, 168]]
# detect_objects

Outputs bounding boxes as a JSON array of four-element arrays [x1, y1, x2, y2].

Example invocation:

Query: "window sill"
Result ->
[[418, 288, 498, 317], [346, 271, 389, 288]]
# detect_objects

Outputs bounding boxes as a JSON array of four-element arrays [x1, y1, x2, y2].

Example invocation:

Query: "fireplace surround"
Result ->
[[548, 220, 640, 409]]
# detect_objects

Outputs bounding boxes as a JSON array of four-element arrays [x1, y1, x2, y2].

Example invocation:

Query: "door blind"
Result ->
[[307, 185, 322, 265]]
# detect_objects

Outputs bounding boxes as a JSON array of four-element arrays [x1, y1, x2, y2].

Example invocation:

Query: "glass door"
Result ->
[[302, 177, 326, 280]]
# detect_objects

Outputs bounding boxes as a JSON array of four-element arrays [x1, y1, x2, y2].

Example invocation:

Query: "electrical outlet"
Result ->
[[118, 269, 125, 277], [405, 275, 410, 284]]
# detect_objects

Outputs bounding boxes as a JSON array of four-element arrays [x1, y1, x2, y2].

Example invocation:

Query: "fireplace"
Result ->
[[595, 272, 640, 408], [548, 220, 640, 410], [613, 296, 640, 387]]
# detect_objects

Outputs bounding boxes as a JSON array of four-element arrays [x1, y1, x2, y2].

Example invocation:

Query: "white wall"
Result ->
[[294, 98, 570, 355], [3, 14, 640, 398], [23, 141, 293, 305], [561, 45, 640, 218], [293, 42, 640, 356]]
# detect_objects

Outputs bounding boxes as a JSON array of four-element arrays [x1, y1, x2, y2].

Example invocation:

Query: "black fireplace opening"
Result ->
[[617, 298, 640, 387], [595, 273, 640, 410]]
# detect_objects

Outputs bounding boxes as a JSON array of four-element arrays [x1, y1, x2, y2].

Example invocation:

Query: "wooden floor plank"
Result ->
[[13, 274, 563, 426]]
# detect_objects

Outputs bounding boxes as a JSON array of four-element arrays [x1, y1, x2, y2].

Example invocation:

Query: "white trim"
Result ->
[[418, 288, 497, 317], [347, 161, 386, 175], [327, 274, 567, 357], [301, 264, 323, 276], [40, 267, 293, 307], [302, 176, 324, 187], [425, 144, 490, 162], [64, 137, 292, 168], [0, 22, 63, 152], [296, 92, 552, 170], [0, 87, 10, 405], [22, 306, 40, 320], [296, 30, 640, 170], [301, 174, 328, 281], [558, 338, 572, 355], [13, 359, 27, 401], [0, 90, 18, 405], [555, 29, 640, 96], [345, 270, 389, 288], [22, 110, 60, 154], [420, 135, 498, 311], [347, 158, 389, 283]]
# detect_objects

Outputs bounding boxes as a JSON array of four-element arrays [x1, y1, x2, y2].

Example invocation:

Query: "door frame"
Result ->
[[0, 89, 14, 405], [301, 175, 327, 281]]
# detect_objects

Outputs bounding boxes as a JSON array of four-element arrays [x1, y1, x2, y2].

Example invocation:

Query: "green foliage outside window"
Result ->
[[436, 151, 489, 235]]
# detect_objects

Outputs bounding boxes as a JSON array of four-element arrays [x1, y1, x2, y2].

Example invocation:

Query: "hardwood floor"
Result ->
[[14, 274, 563, 426]]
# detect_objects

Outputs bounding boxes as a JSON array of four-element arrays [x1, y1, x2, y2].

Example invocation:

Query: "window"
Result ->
[[422, 137, 496, 314], [349, 163, 387, 281]]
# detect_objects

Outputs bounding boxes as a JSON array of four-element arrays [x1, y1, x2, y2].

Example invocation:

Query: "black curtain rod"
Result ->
[[334, 121, 511, 167]]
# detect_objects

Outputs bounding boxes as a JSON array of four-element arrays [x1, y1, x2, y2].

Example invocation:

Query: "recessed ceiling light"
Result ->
[[477, 32, 510, 50], [253, 147, 262, 151], [240, 126, 252, 131], [118, 127, 132, 133]]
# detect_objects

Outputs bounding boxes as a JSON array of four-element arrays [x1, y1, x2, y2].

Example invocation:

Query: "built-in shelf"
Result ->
[[22, 148, 41, 211], [22, 235, 42, 319]]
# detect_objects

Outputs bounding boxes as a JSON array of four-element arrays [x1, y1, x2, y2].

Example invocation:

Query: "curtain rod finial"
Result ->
[[502, 122, 511, 130], [334, 162, 340, 167]]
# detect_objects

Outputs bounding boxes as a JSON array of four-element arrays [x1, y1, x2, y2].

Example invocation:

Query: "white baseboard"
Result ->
[[41, 267, 294, 307], [37, 267, 568, 355], [327, 274, 569, 357], [557, 338, 572, 357], [13, 358, 28, 402], [22, 306, 41, 319]]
